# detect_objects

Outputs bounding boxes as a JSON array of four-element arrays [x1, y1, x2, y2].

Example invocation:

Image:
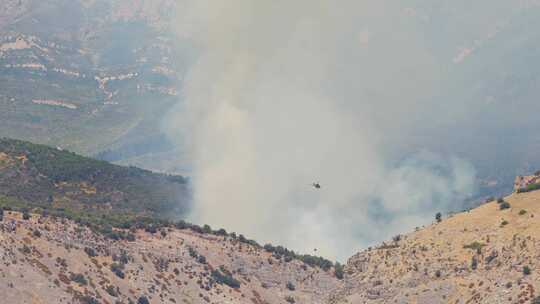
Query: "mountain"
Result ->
[[0, 0, 185, 171], [0, 137, 189, 225], [330, 183, 540, 303]]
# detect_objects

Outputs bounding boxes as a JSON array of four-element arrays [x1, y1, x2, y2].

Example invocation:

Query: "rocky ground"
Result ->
[[331, 188, 540, 304], [0, 211, 341, 304]]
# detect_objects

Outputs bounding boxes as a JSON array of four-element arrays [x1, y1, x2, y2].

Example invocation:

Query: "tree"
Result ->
[[137, 296, 150, 304], [500, 202, 511, 210], [334, 263, 344, 280], [435, 212, 442, 223]]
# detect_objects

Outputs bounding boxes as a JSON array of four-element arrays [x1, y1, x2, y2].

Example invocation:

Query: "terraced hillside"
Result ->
[[0, 0, 184, 165], [0, 137, 189, 225]]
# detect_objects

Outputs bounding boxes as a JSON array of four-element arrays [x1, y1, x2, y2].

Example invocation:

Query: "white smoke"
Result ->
[[166, 0, 479, 261]]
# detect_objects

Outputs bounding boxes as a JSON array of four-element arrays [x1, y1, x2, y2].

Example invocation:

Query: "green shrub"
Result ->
[[500, 202, 511, 210], [110, 263, 125, 279], [84, 247, 97, 257], [70, 273, 87, 285], [286, 282, 296, 291], [79, 296, 99, 304], [22, 211, 30, 220], [334, 263, 344, 280], [105, 285, 118, 297], [501, 220, 509, 226], [137, 296, 150, 304], [463, 242, 485, 251], [524, 266, 531, 275], [285, 296, 295, 303], [211, 268, 240, 288], [519, 209, 527, 215], [435, 212, 442, 223]]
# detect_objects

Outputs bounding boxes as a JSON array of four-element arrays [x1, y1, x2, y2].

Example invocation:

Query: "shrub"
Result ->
[[79, 296, 99, 304], [211, 269, 240, 288], [110, 263, 125, 279], [0, 208, 3, 221], [471, 256, 478, 270], [524, 266, 531, 275], [497, 197, 505, 204], [197, 255, 207, 264], [435, 212, 442, 223], [84, 247, 97, 257], [519, 209, 527, 215], [285, 296, 295, 303], [499, 202, 511, 210], [137, 296, 150, 304], [33, 229, 41, 238], [334, 263, 344, 280], [286, 281, 296, 291], [105, 285, 118, 297], [435, 270, 441, 278], [70, 273, 87, 285], [501, 220, 509, 226], [463, 242, 485, 251], [22, 211, 30, 220]]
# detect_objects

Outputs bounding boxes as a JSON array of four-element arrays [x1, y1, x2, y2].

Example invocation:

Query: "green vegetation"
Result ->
[[499, 202, 511, 210], [463, 241, 485, 251], [334, 263, 344, 280], [285, 296, 296, 303], [70, 273, 88, 285], [211, 267, 241, 289], [517, 183, 540, 193], [0, 138, 189, 222], [0, 138, 339, 272], [286, 282, 296, 291], [435, 212, 442, 223], [137, 296, 150, 304], [110, 263, 125, 279], [523, 266, 531, 275], [519, 209, 527, 215], [501, 220, 509, 226]]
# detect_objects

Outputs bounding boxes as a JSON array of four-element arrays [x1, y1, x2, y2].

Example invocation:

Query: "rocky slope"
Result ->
[[0, 0, 183, 164], [0, 210, 341, 304], [331, 187, 540, 303]]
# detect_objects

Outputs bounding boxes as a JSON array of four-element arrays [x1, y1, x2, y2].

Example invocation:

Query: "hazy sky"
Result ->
[[165, 0, 540, 260]]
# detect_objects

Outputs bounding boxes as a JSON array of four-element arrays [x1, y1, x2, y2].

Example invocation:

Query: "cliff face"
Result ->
[[330, 190, 540, 304]]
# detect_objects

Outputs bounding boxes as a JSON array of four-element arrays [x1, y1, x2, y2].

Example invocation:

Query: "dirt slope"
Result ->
[[331, 190, 540, 304], [0, 211, 341, 304]]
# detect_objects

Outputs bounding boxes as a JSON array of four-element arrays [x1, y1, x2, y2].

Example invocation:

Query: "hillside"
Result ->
[[0, 0, 183, 168], [0, 137, 189, 226], [0, 210, 342, 304], [330, 184, 540, 303]]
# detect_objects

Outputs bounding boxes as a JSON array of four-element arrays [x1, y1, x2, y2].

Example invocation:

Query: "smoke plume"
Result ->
[[166, 0, 484, 260]]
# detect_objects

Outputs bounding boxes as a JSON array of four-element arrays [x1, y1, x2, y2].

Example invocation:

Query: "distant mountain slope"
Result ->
[[0, 0, 184, 167], [330, 188, 540, 303], [0, 137, 190, 223]]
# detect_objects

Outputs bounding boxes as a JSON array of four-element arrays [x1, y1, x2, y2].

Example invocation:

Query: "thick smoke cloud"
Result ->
[[161, 0, 540, 260]]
